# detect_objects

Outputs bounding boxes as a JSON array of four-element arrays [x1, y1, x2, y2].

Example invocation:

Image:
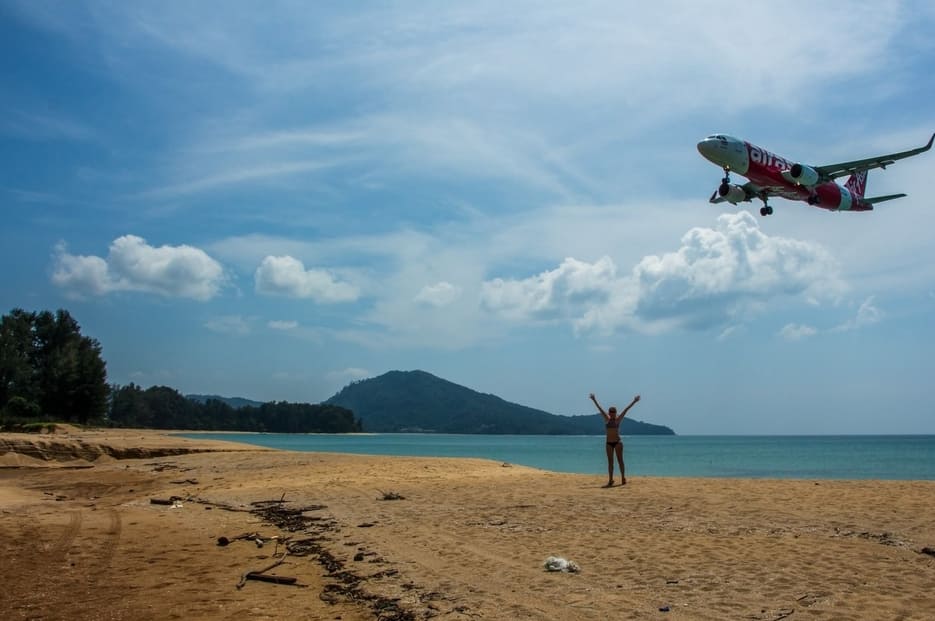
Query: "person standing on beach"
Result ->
[[589, 392, 640, 487]]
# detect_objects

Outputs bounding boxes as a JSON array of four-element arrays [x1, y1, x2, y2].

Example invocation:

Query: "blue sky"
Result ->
[[2, 1, 934, 434]]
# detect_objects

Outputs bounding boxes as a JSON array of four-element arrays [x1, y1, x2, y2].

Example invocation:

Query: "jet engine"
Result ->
[[785, 163, 820, 187], [718, 183, 747, 204]]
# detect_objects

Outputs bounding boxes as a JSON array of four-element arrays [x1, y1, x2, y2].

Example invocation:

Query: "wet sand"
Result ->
[[2, 428, 935, 620]]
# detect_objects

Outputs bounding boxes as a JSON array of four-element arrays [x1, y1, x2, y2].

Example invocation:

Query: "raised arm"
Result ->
[[589, 393, 608, 418], [619, 395, 641, 419]]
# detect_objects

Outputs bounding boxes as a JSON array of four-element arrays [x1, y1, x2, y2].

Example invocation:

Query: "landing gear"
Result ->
[[717, 168, 733, 201], [758, 191, 773, 216]]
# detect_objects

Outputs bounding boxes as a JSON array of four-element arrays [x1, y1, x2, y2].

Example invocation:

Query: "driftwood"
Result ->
[[149, 496, 182, 506], [236, 551, 289, 589], [244, 573, 298, 585]]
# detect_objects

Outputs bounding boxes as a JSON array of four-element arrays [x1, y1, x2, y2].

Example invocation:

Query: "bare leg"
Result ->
[[604, 443, 615, 486], [615, 443, 626, 485]]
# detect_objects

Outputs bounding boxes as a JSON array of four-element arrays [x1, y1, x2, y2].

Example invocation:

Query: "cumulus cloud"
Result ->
[[481, 256, 618, 321], [779, 323, 818, 341], [482, 212, 843, 335], [414, 281, 462, 307], [629, 212, 841, 329], [52, 236, 225, 300], [254, 255, 359, 302]]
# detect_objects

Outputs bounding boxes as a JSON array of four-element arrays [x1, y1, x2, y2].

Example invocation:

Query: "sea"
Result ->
[[181, 433, 935, 481]]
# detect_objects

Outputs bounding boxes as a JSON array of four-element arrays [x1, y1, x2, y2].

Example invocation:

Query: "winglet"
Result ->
[[925, 133, 935, 152]]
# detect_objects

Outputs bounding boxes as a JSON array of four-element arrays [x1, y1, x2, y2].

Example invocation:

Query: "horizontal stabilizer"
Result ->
[[863, 193, 907, 205]]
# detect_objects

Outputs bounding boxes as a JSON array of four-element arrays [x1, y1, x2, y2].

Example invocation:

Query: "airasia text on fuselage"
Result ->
[[746, 143, 792, 171]]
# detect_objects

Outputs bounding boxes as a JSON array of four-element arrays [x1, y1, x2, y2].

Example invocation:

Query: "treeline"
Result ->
[[0, 309, 108, 424], [109, 383, 362, 433], [1, 307, 361, 433]]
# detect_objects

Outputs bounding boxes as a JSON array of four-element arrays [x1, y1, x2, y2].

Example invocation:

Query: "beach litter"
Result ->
[[544, 556, 580, 573]]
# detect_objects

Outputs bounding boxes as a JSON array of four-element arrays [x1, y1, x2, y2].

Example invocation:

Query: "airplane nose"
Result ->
[[697, 139, 716, 161]]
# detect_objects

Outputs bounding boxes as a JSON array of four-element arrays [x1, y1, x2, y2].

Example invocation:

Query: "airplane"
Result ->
[[697, 132, 933, 216]]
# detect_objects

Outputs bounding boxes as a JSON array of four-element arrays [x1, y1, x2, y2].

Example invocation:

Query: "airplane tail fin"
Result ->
[[844, 170, 868, 199], [847, 168, 908, 206]]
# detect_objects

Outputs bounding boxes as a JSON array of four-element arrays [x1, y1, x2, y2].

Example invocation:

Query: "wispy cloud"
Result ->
[[415, 281, 462, 308], [267, 319, 298, 331], [832, 296, 883, 332], [1, 110, 97, 142], [205, 315, 250, 336], [779, 323, 818, 341]]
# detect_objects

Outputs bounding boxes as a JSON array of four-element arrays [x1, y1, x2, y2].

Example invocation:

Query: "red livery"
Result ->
[[697, 133, 933, 216]]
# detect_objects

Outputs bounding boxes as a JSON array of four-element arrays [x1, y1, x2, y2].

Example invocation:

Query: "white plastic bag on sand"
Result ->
[[544, 556, 580, 573]]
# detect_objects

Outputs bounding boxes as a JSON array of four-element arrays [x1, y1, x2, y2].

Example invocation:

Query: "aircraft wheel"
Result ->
[[766, 206, 773, 215], [760, 207, 768, 216]]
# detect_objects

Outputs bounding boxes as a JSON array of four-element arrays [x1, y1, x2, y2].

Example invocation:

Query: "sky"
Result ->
[[2, 1, 934, 435]]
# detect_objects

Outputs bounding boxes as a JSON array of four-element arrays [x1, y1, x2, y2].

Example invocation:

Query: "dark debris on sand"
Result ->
[[247, 496, 420, 620]]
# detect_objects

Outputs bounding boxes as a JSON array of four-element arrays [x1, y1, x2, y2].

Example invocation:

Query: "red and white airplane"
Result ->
[[697, 133, 933, 216]]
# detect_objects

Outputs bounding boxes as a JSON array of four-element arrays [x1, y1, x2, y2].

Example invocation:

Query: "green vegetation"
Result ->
[[0, 308, 108, 426], [325, 370, 675, 435], [1, 307, 360, 433], [108, 383, 361, 433]]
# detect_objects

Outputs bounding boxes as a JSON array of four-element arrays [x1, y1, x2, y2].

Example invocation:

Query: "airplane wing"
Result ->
[[815, 133, 934, 181]]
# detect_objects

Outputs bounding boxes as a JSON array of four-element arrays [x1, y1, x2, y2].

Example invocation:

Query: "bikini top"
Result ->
[[606, 418, 619, 429]]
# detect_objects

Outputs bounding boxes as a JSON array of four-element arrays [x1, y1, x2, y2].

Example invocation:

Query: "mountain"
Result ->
[[324, 370, 674, 435], [186, 394, 265, 409]]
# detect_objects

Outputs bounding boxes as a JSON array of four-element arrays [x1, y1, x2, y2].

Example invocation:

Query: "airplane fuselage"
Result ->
[[697, 135, 869, 211]]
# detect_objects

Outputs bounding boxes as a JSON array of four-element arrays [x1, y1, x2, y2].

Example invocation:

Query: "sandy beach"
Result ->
[[2, 428, 935, 620]]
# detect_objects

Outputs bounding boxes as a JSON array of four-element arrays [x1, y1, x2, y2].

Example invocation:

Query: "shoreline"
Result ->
[[2, 428, 935, 620]]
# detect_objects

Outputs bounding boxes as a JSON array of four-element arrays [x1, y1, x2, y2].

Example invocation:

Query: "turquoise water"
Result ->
[[183, 433, 935, 480]]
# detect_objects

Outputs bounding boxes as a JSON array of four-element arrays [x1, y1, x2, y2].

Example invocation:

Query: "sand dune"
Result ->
[[2, 429, 934, 620]]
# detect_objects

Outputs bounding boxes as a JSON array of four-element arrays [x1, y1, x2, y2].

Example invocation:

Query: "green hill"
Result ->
[[324, 370, 674, 435]]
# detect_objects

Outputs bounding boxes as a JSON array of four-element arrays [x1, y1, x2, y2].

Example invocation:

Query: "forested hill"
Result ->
[[325, 370, 674, 435]]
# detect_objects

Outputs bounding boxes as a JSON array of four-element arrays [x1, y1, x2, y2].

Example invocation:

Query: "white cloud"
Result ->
[[52, 236, 225, 300], [414, 281, 462, 307], [627, 211, 843, 331], [483, 212, 844, 335], [482, 256, 618, 322], [254, 255, 359, 302], [832, 296, 883, 332], [268, 319, 298, 331], [779, 323, 818, 341], [205, 315, 250, 336]]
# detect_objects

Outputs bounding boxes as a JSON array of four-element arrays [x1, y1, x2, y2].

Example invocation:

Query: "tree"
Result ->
[[0, 309, 37, 412], [0, 308, 109, 423]]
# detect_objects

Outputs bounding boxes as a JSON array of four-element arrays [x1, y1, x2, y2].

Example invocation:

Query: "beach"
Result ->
[[2, 429, 935, 620]]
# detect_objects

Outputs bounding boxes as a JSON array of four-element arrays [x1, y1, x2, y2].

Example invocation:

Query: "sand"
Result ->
[[2, 429, 935, 620]]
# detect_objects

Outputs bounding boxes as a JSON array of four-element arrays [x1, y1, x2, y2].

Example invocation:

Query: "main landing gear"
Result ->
[[757, 190, 773, 216]]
